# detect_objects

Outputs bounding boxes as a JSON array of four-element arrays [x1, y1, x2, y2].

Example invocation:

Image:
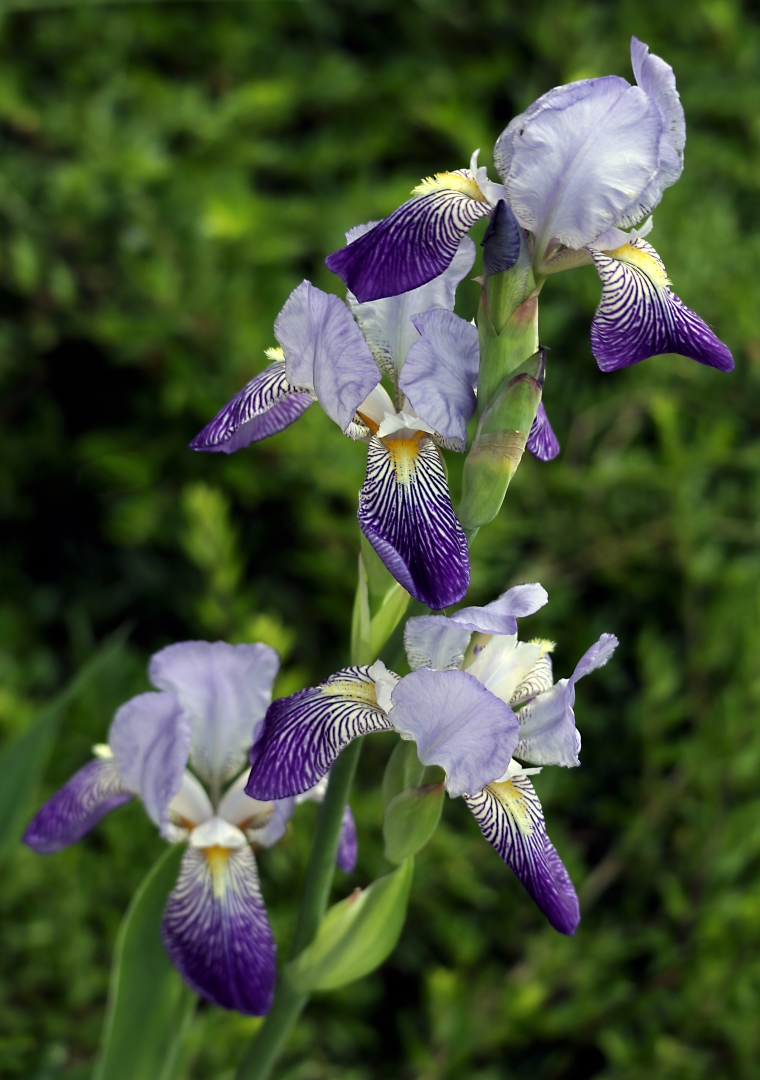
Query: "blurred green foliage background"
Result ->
[[2, 0, 760, 1077]]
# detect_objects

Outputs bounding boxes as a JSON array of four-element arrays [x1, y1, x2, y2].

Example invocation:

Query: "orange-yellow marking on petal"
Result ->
[[412, 170, 489, 203], [488, 780, 534, 836], [383, 435, 423, 485], [203, 845, 232, 897], [603, 242, 671, 288], [357, 410, 380, 434]]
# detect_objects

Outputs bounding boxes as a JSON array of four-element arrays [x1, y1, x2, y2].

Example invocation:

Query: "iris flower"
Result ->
[[246, 585, 617, 934], [325, 38, 733, 375], [24, 640, 356, 1015], [190, 241, 484, 610]]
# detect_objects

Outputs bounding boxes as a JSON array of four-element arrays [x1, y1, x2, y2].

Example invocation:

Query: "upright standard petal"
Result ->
[[451, 582, 549, 636], [526, 401, 560, 462], [464, 775, 580, 935], [189, 359, 313, 454], [403, 614, 472, 672], [589, 240, 734, 372], [109, 692, 192, 833], [23, 758, 132, 854], [349, 235, 476, 380], [325, 171, 493, 303], [400, 310, 479, 446], [149, 641, 280, 796], [274, 282, 381, 432], [247, 667, 393, 801], [357, 434, 469, 610], [162, 836, 276, 1015], [336, 805, 358, 873], [389, 668, 519, 798]]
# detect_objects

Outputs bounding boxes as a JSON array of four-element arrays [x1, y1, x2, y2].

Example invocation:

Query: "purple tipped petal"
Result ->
[[247, 667, 392, 801], [274, 282, 381, 432], [451, 582, 549, 636], [400, 310, 479, 445], [336, 804, 358, 873], [357, 434, 469, 610], [403, 615, 472, 672], [149, 642, 280, 794], [162, 843, 276, 1015], [23, 758, 132, 854], [189, 360, 312, 454], [526, 402, 560, 462], [389, 669, 518, 798], [109, 692, 191, 833], [464, 778, 580, 934], [481, 198, 523, 276], [325, 171, 492, 303], [589, 241, 734, 372]]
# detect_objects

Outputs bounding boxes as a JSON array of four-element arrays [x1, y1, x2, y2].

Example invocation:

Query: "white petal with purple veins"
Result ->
[[23, 758, 132, 854], [403, 614, 472, 672], [451, 582, 548, 636], [400, 310, 479, 445], [526, 401, 560, 462]]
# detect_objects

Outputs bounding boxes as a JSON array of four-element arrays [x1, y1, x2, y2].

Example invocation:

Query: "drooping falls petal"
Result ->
[[274, 281, 381, 433], [400, 310, 479, 446], [325, 171, 494, 303], [464, 776, 580, 935], [357, 434, 469, 610], [589, 240, 734, 372], [336, 805, 358, 873], [403, 614, 472, 672], [526, 401, 560, 462], [246, 667, 393, 801], [23, 758, 132, 854], [161, 826, 276, 1015], [189, 358, 313, 454], [389, 668, 519, 798], [451, 582, 549, 636]]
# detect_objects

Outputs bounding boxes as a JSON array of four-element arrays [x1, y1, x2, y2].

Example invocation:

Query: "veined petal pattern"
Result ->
[[526, 401, 560, 462], [23, 758, 132, 854]]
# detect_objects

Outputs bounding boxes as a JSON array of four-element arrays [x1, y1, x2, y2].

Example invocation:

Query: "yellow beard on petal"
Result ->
[[412, 171, 489, 203], [322, 677, 379, 706], [603, 242, 671, 288], [203, 845, 232, 898], [383, 435, 422, 485], [488, 780, 534, 836]]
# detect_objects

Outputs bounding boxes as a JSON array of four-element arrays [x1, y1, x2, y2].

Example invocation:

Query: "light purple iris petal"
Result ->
[[495, 75, 663, 251], [161, 844, 276, 1015], [464, 778, 580, 935], [400, 311, 479, 446], [572, 632, 619, 681], [349, 236, 476, 380], [403, 615, 472, 672], [23, 758, 132, 854], [450, 582, 548, 636], [336, 805, 358, 873], [325, 171, 492, 303], [589, 241, 734, 373], [274, 281, 380, 432], [149, 641, 280, 794], [357, 434, 469, 611], [109, 692, 191, 833], [246, 667, 392, 801], [389, 669, 518, 798], [189, 360, 313, 454], [526, 402, 560, 462]]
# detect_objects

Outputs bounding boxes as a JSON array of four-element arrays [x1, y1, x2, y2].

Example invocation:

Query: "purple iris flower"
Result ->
[[325, 38, 733, 375], [23, 640, 356, 1016], [247, 584, 617, 935], [190, 240, 481, 610]]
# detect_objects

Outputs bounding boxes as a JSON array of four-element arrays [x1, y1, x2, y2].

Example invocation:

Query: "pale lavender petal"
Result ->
[[348, 235, 476, 380], [189, 360, 312, 454], [464, 778, 579, 934], [149, 641, 280, 794], [246, 667, 392, 800], [481, 199, 523, 276], [389, 669, 518, 798], [161, 844, 276, 1015], [526, 402, 560, 461], [274, 281, 380, 432], [23, 759, 132, 854], [403, 615, 472, 672], [450, 582, 548, 636], [357, 434, 469, 610], [589, 241, 734, 372], [495, 75, 664, 250], [109, 692, 191, 833], [336, 805, 357, 873], [325, 171, 492, 303], [571, 632, 619, 683], [400, 310, 479, 445]]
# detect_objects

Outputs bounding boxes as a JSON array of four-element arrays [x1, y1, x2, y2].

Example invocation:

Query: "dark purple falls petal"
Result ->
[[589, 240, 734, 373], [336, 804, 358, 873], [526, 401, 560, 461], [23, 758, 132, 854], [325, 171, 492, 303], [247, 667, 392, 801], [162, 844, 276, 1015], [189, 359, 312, 454], [464, 777, 580, 935], [357, 435, 469, 610]]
